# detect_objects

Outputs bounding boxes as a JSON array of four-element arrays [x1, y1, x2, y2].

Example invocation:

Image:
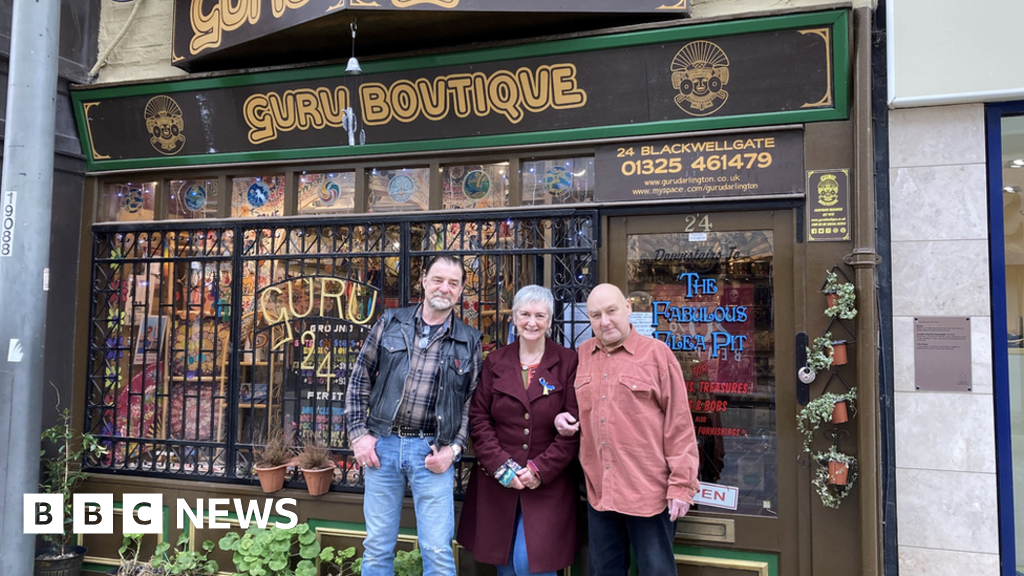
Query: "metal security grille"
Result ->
[[85, 209, 598, 496]]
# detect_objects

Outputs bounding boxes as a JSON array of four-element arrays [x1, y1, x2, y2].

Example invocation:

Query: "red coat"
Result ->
[[457, 339, 580, 572]]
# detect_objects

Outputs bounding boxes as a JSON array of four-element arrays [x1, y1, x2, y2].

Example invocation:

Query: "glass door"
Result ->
[[608, 210, 797, 575]]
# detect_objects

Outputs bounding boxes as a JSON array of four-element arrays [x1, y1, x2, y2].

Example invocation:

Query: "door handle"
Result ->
[[796, 331, 809, 405]]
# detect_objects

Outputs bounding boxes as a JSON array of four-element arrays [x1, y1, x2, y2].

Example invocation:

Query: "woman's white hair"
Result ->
[[512, 284, 555, 319]]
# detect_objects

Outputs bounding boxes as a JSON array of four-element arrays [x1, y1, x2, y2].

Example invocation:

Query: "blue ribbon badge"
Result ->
[[539, 377, 555, 396]]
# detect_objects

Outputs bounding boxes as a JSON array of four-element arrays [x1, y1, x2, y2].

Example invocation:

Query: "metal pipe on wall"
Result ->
[[0, 0, 63, 573], [849, 7, 884, 576]]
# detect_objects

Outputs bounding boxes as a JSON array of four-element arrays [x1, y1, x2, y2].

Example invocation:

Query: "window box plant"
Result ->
[[297, 433, 336, 497], [796, 387, 857, 453], [253, 427, 296, 493], [217, 522, 356, 576], [823, 271, 857, 320], [35, 407, 108, 576], [811, 445, 858, 509]]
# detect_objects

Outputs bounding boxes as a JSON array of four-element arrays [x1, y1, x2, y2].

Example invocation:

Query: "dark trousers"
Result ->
[[587, 502, 676, 576]]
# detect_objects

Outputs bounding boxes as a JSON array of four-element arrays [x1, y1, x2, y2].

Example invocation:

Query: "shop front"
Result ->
[[71, 7, 877, 575]]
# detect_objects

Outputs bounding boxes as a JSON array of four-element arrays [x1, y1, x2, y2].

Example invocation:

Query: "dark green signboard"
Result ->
[[74, 10, 849, 171], [594, 130, 804, 202]]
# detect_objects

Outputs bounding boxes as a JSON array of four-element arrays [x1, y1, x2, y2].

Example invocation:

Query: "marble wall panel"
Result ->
[[889, 164, 988, 242], [896, 468, 999, 554], [889, 104, 986, 169], [894, 391, 996, 473], [891, 240, 990, 317]]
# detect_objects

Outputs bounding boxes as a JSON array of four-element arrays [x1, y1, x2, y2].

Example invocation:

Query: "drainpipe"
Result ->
[[847, 7, 884, 576], [0, 0, 63, 573]]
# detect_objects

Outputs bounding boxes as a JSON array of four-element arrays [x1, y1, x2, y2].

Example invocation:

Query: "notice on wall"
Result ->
[[806, 169, 851, 241], [914, 317, 972, 392]]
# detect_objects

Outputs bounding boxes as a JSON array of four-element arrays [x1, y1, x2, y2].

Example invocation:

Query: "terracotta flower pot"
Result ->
[[302, 464, 336, 496], [254, 464, 288, 493], [826, 292, 840, 308], [831, 341, 848, 366], [828, 460, 849, 485], [832, 399, 849, 424]]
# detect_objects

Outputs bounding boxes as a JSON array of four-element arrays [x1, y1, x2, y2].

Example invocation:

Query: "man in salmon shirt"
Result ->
[[555, 283, 699, 575]]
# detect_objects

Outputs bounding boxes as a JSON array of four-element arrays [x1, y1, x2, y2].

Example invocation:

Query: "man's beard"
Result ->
[[428, 295, 454, 311]]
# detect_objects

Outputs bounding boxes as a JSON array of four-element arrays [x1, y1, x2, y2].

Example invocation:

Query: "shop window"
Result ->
[[86, 213, 597, 492], [367, 167, 429, 213], [298, 172, 355, 215], [626, 230, 776, 515], [168, 179, 219, 219], [231, 175, 285, 218], [521, 157, 594, 205], [441, 163, 509, 210], [99, 181, 157, 222]]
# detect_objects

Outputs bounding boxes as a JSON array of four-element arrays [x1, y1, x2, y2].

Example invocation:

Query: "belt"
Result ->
[[391, 425, 436, 438]]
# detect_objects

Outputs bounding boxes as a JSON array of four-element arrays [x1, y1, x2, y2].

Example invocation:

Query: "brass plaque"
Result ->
[[675, 516, 736, 543]]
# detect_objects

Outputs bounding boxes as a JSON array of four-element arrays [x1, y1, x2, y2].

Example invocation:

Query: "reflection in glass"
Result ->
[[231, 175, 285, 218], [1001, 114, 1024, 571], [368, 167, 429, 213], [99, 181, 157, 222], [521, 157, 594, 205], [169, 179, 218, 219], [442, 163, 509, 210], [627, 230, 775, 516], [298, 172, 355, 215]]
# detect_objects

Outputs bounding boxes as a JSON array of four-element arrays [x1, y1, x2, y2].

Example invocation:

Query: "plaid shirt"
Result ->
[[346, 305, 480, 449]]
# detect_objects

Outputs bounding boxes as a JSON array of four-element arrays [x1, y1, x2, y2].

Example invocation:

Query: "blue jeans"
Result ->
[[587, 503, 676, 576], [361, 434, 456, 576], [496, 505, 557, 576]]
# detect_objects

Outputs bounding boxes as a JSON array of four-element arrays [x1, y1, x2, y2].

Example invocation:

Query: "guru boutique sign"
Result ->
[[74, 10, 848, 171]]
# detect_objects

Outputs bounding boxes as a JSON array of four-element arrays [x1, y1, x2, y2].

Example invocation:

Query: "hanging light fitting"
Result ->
[[346, 21, 362, 75]]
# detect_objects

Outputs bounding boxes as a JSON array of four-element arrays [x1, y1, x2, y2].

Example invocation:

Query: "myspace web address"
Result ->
[[632, 177, 761, 196]]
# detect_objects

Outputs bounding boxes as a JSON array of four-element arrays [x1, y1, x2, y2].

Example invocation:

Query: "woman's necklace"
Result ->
[[519, 348, 544, 370]]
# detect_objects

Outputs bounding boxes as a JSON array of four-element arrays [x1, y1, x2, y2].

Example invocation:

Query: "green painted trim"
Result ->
[[673, 545, 779, 576], [73, 8, 850, 172], [308, 517, 417, 537], [85, 106, 844, 172]]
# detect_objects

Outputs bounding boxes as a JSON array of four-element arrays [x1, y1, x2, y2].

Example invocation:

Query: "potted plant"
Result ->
[[297, 433, 336, 497], [831, 339, 849, 366], [108, 533, 144, 575], [35, 407, 108, 576], [252, 427, 295, 493], [149, 532, 218, 575], [796, 387, 857, 452], [805, 333, 834, 375], [217, 522, 358, 576], [811, 445, 858, 509], [823, 271, 857, 320]]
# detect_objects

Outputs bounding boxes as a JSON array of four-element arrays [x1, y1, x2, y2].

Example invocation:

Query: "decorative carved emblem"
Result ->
[[144, 95, 186, 155], [671, 41, 730, 117], [817, 173, 839, 207]]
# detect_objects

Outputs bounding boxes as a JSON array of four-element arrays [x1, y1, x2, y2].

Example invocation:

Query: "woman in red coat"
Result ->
[[457, 285, 580, 576]]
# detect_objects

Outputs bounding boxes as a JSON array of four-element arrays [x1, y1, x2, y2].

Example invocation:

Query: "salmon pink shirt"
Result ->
[[575, 325, 700, 516]]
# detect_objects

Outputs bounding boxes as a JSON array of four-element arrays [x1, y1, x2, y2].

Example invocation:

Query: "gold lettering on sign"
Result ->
[[190, 0, 313, 56], [358, 63, 587, 126], [243, 87, 351, 145]]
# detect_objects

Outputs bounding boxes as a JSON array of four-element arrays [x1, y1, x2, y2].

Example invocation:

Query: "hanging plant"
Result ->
[[823, 271, 857, 320], [811, 445, 858, 509], [806, 333, 834, 374], [796, 387, 857, 453]]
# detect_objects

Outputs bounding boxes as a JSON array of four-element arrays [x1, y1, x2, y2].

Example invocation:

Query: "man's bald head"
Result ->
[[587, 283, 632, 349]]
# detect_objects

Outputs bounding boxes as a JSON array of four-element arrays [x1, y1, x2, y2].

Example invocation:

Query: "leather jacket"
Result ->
[[364, 306, 481, 447]]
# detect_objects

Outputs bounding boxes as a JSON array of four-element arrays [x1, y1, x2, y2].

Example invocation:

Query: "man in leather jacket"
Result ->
[[345, 255, 482, 576]]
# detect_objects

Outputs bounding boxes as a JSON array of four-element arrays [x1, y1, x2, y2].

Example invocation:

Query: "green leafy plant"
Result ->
[[151, 532, 218, 575], [39, 407, 109, 557], [823, 271, 857, 320], [217, 522, 357, 576], [113, 533, 146, 575], [805, 333, 834, 374], [811, 445, 858, 509], [391, 549, 423, 576], [796, 387, 857, 453]]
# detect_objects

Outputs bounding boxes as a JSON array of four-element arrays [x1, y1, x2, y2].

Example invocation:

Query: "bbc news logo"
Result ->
[[23, 494, 299, 534]]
